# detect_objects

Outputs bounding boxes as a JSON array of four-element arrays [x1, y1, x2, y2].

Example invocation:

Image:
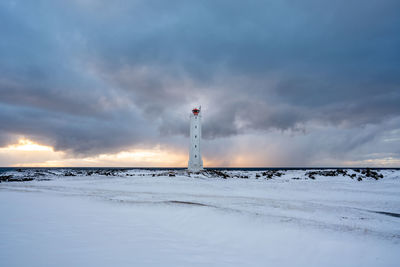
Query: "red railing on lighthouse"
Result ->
[[192, 108, 200, 115]]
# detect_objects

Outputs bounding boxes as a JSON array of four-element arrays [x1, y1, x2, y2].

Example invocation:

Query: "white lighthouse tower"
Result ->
[[188, 106, 203, 172]]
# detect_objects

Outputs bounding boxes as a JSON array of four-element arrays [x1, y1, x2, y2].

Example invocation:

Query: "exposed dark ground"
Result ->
[[1, 167, 398, 183]]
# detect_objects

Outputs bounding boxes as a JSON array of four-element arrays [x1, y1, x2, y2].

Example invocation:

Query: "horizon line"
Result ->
[[1, 166, 399, 169]]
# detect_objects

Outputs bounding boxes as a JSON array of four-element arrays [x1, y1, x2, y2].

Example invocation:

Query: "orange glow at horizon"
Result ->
[[0, 138, 203, 167], [1, 138, 396, 168], [0, 138, 54, 152]]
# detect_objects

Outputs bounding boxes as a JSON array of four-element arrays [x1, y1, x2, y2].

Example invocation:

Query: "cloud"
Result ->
[[0, 0, 399, 165]]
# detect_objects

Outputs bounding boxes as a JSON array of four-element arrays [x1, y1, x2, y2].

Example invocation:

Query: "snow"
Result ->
[[0, 168, 399, 267]]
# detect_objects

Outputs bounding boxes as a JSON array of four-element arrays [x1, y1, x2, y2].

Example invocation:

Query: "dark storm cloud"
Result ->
[[0, 0, 399, 162], [0, 101, 152, 155]]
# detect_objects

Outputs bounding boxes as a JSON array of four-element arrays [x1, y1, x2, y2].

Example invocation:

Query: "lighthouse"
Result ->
[[188, 106, 203, 172]]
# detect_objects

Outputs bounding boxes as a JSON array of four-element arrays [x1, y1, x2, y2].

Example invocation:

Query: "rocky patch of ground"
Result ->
[[0, 168, 395, 183]]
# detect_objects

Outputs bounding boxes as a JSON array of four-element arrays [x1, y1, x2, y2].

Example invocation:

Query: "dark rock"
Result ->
[[0, 175, 14, 182], [0, 175, 35, 182], [206, 170, 229, 179], [360, 168, 384, 180]]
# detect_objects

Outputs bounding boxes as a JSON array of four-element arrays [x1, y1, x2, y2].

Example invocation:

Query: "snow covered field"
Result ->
[[1, 168, 399, 267]]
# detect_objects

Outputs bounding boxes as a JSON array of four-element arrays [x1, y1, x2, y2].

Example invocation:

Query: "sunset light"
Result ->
[[1, 1, 399, 266], [0, 138, 53, 152], [0, 138, 188, 167]]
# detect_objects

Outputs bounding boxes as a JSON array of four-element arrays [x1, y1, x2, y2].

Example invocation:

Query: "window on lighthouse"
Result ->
[[195, 135, 197, 138], [195, 155, 197, 158], [195, 126, 197, 128], [195, 145, 197, 148]]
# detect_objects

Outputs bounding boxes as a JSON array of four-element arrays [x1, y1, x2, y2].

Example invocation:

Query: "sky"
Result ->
[[0, 0, 399, 167]]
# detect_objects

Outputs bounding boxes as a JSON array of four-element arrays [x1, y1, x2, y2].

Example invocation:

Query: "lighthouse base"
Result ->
[[188, 162, 203, 172]]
